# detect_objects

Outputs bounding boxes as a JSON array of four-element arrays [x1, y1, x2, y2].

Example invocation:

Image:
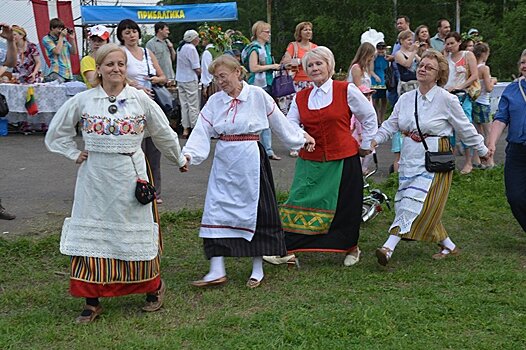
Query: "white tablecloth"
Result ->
[[0, 82, 86, 124]]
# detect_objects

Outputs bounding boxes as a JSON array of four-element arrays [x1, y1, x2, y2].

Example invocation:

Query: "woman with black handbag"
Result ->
[[370, 50, 490, 266], [45, 44, 187, 323], [117, 19, 168, 204]]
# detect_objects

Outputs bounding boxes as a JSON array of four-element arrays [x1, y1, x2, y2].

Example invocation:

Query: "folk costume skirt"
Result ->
[[203, 142, 287, 258], [65, 151, 162, 298], [389, 137, 453, 242], [280, 155, 363, 253]]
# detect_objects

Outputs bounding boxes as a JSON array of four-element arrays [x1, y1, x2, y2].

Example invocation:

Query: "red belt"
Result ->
[[402, 130, 437, 143], [219, 134, 260, 142]]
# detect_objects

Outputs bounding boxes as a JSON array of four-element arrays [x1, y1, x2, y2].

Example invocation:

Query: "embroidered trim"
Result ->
[[280, 206, 335, 235], [81, 113, 146, 136], [219, 134, 260, 141]]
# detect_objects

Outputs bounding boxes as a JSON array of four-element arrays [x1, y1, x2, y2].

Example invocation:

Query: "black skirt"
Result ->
[[284, 155, 363, 253], [203, 142, 287, 258]]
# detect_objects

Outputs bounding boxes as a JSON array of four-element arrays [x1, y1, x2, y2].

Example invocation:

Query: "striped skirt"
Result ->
[[203, 142, 287, 259], [69, 255, 160, 298], [390, 138, 453, 242]]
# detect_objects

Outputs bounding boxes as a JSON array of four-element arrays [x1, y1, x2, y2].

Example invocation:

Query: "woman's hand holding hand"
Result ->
[[359, 148, 372, 157], [76, 150, 88, 164], [179, 155, 190, 172], [304, 133, 316, 152], [272, 63, 281, 71]]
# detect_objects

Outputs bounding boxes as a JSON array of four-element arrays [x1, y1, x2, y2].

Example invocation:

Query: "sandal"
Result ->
[[75, 304, 102, 324], [246, 277, 263, 289], [432, 246, 460, 260], [375, 246, 393, 266], [142, 279, 166, 312]]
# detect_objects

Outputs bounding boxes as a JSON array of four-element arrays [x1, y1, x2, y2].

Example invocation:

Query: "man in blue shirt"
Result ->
[[430, 19, 451, 52], [488, 52, 526, 231]]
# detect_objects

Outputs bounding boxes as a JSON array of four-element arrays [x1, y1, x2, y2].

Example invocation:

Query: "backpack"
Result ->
[[241, 42, 260, 72]]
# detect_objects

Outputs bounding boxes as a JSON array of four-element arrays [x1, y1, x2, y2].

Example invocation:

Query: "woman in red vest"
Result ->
[[266, 46, 377, 267]]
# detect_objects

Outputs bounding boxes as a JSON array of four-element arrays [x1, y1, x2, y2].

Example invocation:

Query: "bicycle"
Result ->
[[362, 153, 391, 223]]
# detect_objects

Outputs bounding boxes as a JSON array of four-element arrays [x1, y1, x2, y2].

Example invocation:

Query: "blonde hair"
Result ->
[[294, 21, 313, 42], [12, 25, 27, 40], [94, 43, 128, 87], [350, 42, 376, 72], [421, 49, 449, 87], [251, 20, 270, 41], [398, 29, 413, 42], [302, 46, 335, 77], [209, 54, 247, 80]]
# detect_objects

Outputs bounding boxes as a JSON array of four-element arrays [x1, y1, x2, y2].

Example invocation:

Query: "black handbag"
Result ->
[[0, 93, 9, 118], [384, 63, 397, 92], [414, 92, 455, 173], [144, 48, 174, 114], [272, 67, 296, 97], [135, 178, 157, 205], [126, 153, 156, 205]]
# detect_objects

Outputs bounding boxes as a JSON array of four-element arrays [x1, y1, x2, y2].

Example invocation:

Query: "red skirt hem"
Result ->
[[70, 276, 161, 298]]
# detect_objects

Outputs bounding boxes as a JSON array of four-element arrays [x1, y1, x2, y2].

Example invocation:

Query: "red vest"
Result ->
[[297, 80, 359, 161]]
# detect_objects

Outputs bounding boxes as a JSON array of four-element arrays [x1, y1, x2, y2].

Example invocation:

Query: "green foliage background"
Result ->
[[165, 0, 525, 80]]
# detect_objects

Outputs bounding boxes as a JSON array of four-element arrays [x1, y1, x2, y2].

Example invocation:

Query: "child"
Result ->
[[371, 42, 389, 125], [472, 42, 497, 168]]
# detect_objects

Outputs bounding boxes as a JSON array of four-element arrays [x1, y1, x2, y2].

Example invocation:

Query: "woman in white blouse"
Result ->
[[45, 44, 187, 323], [182, 55, 314, 289], [269, 46, 377, 268], [371, 50, 490, 265], [117, 19, 167, 204]]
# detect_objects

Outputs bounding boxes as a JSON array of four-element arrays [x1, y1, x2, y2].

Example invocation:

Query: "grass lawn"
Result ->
[[1, 167, 525, 349]]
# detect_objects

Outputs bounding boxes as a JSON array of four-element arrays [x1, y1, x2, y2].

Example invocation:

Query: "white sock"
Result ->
[[250, 256, 264, 282], [383, 235, 402, 255], [440, 237, 456, 253], [202, 256, 226, 282]]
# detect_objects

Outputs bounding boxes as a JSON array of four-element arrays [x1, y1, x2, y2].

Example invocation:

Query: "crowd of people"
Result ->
[[0, 15, 524, 325]]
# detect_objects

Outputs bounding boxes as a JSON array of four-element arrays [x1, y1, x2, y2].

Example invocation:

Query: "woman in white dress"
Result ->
[[45, 44, 187, 323], [371, 50, 490, 265], [182, 55, 314, 289]]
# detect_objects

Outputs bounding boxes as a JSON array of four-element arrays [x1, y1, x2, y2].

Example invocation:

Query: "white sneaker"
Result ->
[[289, 150, 299, 158], [343, 247, 361, 266]]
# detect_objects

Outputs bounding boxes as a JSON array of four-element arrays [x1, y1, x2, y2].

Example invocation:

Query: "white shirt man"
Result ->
[[176, 30, 201, 137]]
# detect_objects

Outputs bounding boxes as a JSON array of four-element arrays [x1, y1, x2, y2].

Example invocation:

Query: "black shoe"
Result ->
[[0, 204, 16, 220]]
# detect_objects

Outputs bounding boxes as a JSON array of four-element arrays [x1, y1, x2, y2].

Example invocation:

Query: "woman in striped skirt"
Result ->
[[182, 55, 314, 288], [371, 50, 491, 265], [45, 44, 188, 323]]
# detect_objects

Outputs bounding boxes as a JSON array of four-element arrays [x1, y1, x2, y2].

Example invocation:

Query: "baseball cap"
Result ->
[[468, 28, 479, 36], [88, 25, 110, 41]]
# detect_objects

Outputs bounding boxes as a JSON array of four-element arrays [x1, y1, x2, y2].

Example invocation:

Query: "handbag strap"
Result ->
[[413, 90, 430, 151], [293, 42, 298, 59], [144, 48, 151, 76]]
